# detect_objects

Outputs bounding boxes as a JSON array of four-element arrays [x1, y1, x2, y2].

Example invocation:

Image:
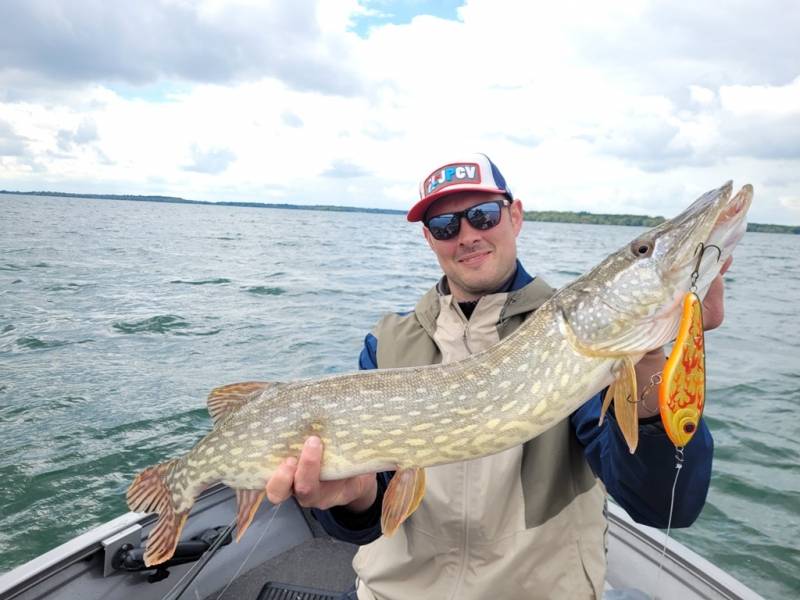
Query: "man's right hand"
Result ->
[[265, 435, 378, 513]]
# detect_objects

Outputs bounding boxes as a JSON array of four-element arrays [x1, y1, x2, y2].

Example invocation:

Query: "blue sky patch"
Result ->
[[108, 81, 190, 103], [350, 0, 463, 37]]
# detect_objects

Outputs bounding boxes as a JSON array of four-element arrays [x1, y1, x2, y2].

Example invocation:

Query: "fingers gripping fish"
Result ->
[[127, 182, 753, 567]]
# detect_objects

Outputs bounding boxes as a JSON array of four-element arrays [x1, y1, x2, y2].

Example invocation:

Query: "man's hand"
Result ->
[[701, 255, 732, 332], [265, 436, 378, 513]]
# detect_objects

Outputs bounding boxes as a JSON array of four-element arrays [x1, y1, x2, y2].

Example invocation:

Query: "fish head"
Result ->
[[558, 181, 752, 356]]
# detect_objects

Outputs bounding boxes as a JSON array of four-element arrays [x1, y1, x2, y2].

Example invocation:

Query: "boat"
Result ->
[[0, 482, 763, 600]]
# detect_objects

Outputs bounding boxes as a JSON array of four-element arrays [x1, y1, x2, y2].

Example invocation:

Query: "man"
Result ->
[[267, 153, 724, 599]]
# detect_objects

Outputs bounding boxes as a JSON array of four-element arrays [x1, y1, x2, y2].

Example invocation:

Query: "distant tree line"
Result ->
[[0, 190, 404, 215], [745, 223, 800, 234], [523, 210, 665, 227], [522, 209, 799, 234], [2, 190, 797, 234]]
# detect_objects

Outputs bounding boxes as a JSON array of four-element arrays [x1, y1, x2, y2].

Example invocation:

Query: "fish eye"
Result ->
[[630, 239, 654, 258]]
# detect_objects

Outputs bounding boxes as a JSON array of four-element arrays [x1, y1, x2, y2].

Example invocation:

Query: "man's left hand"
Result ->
[[701, 255, 732, 332]]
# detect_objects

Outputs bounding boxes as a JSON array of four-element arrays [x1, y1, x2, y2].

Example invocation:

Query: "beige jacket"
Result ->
[[354, 278, 607, 600]]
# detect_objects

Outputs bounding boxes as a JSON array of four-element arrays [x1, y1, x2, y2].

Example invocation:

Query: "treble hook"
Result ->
[[691, 242, 722, 289]]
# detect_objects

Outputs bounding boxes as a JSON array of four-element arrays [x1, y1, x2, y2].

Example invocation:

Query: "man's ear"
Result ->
[[422, 225, 435, 250], [510, 199, 524, 236]]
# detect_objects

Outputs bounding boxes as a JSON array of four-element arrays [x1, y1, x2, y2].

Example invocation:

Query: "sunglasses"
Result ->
[[424, 200, 509, 241]]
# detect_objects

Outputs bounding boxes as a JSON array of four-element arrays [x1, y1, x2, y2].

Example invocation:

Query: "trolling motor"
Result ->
[[112, 526, 232, 583]]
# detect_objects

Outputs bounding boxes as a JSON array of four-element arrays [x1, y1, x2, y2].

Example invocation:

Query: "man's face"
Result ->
[[422, 191, 524, 302]]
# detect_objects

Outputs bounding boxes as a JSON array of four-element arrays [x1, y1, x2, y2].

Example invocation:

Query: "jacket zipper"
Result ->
[[449, 460, 471, 599], [462, 325, 473, 355], [452, 304, 471, 598]]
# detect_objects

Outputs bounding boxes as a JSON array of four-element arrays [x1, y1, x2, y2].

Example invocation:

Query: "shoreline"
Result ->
[[2, 190, 797, 234]]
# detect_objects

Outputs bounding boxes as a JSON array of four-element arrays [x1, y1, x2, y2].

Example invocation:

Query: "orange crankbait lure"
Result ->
[[659, 292, 705, 447]]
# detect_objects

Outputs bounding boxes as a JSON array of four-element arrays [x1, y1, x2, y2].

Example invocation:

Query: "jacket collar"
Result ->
[[414, 260, 555, 336]]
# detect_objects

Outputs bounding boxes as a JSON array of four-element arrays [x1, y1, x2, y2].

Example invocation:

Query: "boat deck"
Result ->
[[0, 483, 762, 600]]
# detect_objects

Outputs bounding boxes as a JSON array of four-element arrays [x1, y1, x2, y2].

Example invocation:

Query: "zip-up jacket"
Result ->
[[314, 261, 713, 599]]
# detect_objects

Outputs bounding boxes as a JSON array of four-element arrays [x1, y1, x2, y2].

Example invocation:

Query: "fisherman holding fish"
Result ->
[[265, 154, 731, 599]]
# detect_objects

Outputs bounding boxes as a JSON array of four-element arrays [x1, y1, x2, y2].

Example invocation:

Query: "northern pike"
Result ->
[[128, 181, 752, 566]]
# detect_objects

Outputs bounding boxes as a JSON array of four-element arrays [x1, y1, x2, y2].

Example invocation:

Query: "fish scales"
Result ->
[[168, 310, 611, 511], [129, 181, 753, 566]]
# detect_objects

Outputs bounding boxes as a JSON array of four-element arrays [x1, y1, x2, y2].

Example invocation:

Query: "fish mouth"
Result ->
[[557, 182, 752, 358], [648, 183, 752, 346], [567, 182, 753, 355], [667, 183, 752, 299]]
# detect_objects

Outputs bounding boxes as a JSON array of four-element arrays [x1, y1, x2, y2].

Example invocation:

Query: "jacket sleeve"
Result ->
[[312, 333, 389, 544], [572, 392, 713, 528]]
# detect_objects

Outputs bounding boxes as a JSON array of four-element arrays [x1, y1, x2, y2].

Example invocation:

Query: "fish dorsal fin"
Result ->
[[381, 467, 426, 536], [659, 292, 705, 447], [207, 381, 279, 426], [599, 357, 639, 453]]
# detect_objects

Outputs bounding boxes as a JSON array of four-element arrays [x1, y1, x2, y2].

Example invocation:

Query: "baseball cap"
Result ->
[[407, 153, 514, 222]]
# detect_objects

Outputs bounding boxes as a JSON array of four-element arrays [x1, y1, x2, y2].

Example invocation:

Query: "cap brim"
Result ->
[[407, 185, 508, 222]]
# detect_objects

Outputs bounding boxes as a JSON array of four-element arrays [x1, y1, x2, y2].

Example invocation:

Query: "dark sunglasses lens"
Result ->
[[466, 202, 502, 230], [427, 214, 460, 240]]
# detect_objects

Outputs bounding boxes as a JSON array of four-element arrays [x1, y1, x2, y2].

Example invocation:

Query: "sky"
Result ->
[[1, 0, 799, 224]]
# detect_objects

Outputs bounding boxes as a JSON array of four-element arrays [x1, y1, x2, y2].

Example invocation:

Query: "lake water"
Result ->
[[1, 193, 798, 597]]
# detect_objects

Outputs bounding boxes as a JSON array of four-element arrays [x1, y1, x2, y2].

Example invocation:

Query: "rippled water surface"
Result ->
[[1, 194, 798, 597]]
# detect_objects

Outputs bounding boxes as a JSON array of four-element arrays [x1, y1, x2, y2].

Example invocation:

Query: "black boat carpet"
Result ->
[[257, 581, 341, 600]]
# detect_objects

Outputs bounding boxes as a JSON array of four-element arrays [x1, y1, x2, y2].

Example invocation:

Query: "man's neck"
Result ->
[[444, 264, 520, 309]]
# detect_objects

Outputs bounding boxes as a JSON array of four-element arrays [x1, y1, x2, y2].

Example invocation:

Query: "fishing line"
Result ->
[[652, 243, 717, 598], [654, 446, 684, 598], [216, 501, 283, 600], [159, 499, 283, 600], [159, 516, 237, 600]]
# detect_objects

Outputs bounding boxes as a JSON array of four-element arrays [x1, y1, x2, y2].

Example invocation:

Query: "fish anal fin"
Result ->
[[235, 489, 266, 542], [612, 357, 639, 453], [207, 381, 279, 426], [381, 467, 426, 537], [126, 458, 191, 567]]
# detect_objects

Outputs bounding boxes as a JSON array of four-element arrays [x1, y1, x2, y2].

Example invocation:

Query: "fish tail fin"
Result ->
[[127, 458, 190, 567]]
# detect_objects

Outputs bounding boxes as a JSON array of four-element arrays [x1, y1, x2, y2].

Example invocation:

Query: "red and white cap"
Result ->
[[407, 153, 514, 222]]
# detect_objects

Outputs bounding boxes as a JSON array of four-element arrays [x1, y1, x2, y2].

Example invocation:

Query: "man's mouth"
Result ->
[[458, 250, 492, 266]]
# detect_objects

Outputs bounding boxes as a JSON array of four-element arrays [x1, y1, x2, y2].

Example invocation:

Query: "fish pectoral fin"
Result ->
[[234, 489, 266, 542], [207, 381, 281, 426], [611, 357, 639, 454], [380, 467, 426, 537], [126, 458, 190, 567]]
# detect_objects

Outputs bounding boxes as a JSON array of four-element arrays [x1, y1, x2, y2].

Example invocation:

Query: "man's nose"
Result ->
[[456, 215, 483, 243]]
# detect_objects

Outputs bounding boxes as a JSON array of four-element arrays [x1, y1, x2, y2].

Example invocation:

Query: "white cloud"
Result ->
[[322, 159, 371, 178], [183, 145, 237, 174], [780, 196, 800, 211], [0, 119, 28, 156], [0, 0, 364, 95], [720, 77, 800, 116], [689, 85, 715, 107], [0, 0, 798, 224]]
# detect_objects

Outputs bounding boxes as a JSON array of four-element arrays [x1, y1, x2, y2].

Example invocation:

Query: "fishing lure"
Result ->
[[658, 290, 705, 447]]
